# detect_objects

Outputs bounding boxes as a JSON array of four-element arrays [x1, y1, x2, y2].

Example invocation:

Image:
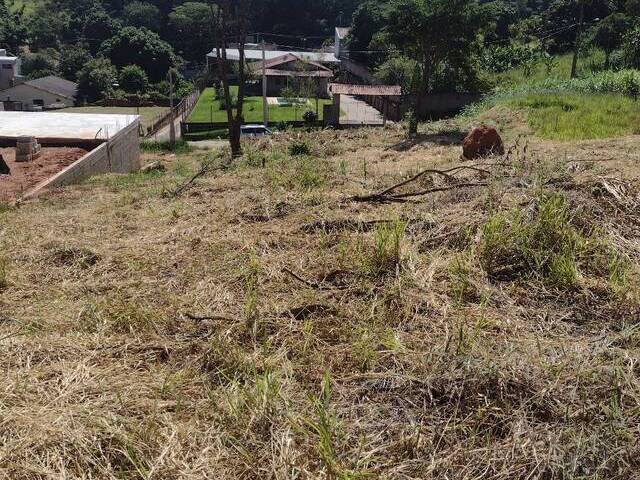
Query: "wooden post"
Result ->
[[383, 98, 387, 127], [262, 39, 268, 127], [168, 69, 176, 149]]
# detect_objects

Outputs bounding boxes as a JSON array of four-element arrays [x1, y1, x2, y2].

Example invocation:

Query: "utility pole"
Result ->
[[570, 0, 585, 79], [262, 37, 268, 127], [168, 69, 176, 148]]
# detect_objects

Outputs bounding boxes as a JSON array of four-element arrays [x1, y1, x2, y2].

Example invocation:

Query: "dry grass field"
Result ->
[[1, 117, 639, 478]]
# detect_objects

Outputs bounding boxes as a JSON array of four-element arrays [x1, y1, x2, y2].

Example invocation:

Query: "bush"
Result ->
[[482, 44, 543, 74], [119, 65, 149, 94], [77, 58, 118, 103], [303, 110, 317, 125], [289, 140, 311, 156]]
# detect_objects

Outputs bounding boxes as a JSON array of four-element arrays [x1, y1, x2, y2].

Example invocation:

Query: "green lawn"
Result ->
[[189, 87, 333, 123], [506, 93, 640, 141], [488, 50, 610, 88], [56, 106, 169, 129]]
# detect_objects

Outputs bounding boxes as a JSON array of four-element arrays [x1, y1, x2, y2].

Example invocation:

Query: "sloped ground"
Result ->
[[1, 122, 639, 479]]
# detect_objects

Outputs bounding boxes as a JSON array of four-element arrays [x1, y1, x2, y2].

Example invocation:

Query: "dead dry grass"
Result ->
[[1, 123, 639, 479]]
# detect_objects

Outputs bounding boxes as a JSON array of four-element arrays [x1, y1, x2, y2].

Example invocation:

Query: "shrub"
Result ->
[[289, 140, 311, 156], [303, 110, 318, 125], [119, 64, 149, 94], [404, 109, 418, 137]]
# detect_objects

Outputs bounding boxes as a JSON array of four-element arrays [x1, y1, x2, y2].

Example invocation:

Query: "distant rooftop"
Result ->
[[22, 75, 78, 99], [0, 48, 18, 62], [208, 48, 340, 64]]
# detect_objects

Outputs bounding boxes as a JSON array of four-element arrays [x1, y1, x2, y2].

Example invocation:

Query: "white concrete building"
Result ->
[[1, 75, 77, 111], [0, 49, 21, 90]]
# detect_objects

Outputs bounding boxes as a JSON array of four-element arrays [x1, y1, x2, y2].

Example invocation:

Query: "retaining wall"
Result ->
[[23, 119, 140, 198]]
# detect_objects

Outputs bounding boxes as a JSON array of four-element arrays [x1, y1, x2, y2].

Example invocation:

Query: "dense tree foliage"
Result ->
[[119, 64, 149, 93], [2, 0, 640, 102], [77, 57, 118, 102], [59, 44, 93, 81], [123, 1, 162, 32], [99, 26, 178, 82], [167, 2, 216, 61]]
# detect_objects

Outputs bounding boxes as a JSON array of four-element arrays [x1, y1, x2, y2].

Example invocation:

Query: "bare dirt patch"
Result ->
[[0, 146, 88, 201]]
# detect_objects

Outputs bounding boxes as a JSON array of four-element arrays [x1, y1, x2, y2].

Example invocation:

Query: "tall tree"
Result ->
[[167, 2, 216, 61], [213, 0, 250, 157], [380, 0, 487, 98], [0, 0, 27, 53], [99, 26, 179, 82], [590, 13, 630, 68], [123, 1, 162, 32]]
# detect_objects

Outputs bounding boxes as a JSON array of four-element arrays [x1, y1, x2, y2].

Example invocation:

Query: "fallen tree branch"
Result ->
[[352, 182, 488, 203], [163, 161, 228, 198], [282, 267, 346, 290], [183, 312, 237, 323], [351, 164, 492, 203]]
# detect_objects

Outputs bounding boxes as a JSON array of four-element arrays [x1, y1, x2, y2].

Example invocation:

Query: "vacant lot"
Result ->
[[189, 87, 332, 123], [1, 112, 639, 478], [57, 106, 169, 129]]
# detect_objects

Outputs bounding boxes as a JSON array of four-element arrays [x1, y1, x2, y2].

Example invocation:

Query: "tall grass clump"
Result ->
[[366, 220, 408, 276], [0, 256, 7, 290], [479, 193, 585, 288]]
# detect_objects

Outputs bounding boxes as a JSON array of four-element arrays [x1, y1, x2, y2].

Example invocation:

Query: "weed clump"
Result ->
[[289, 140, 311, 156], [0, 256, 7, 290], [366, 220, 408, 276], [479, 192, 630, 290]]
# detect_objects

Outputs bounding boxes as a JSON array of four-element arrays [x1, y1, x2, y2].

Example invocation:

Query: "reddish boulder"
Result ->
[[462, 125, 504, 159]]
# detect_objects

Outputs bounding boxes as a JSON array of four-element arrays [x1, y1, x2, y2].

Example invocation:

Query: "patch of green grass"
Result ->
[[141, 139, 193, 154], [506, 93, 640, 140], [489, 51, 606, 87], [479, 192, 633, 291], [189, 87, 332, 123], [366, 220, 407, 276]]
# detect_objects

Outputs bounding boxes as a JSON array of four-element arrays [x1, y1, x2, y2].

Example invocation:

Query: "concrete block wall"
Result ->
[[23, 119, 140, 198]]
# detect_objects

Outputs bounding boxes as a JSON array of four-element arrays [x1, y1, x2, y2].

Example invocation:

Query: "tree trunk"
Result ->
[[214, 0, 248, 158], [570, 1, 585, 79], [229, 119, 242, 156]]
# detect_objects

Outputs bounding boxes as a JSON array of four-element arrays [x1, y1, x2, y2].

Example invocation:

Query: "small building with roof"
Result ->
[[1, 75, 78, 111], [0, 49, 22, 90], [250, 53, 334, 98]]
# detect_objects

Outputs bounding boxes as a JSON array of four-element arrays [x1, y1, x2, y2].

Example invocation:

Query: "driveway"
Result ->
[[340, 95, 384, 126]]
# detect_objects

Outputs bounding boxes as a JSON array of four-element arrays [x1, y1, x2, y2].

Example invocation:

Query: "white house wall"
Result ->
[[0, 83, 74, 109]]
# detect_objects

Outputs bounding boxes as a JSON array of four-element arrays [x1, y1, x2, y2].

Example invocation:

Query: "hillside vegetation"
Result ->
[[1, 115, 639, 478]]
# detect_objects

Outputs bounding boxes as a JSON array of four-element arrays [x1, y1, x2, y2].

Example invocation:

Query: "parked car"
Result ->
[[240, 125, 273, 137]]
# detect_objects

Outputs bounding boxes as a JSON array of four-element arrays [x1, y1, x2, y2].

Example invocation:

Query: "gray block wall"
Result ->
[[24, 119, 140, 198]]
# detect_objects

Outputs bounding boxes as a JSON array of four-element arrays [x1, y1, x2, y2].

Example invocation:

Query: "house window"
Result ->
[[33, 99, 44, 106], [1, 64, 12, 70]]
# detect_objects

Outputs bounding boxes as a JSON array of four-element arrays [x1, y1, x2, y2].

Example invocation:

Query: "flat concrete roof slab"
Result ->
[[0, 111, 139, 140]]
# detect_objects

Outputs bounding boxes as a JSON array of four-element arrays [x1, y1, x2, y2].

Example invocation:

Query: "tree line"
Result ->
[[348, 0, 640, 96], [0, 0, 362, 102]]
